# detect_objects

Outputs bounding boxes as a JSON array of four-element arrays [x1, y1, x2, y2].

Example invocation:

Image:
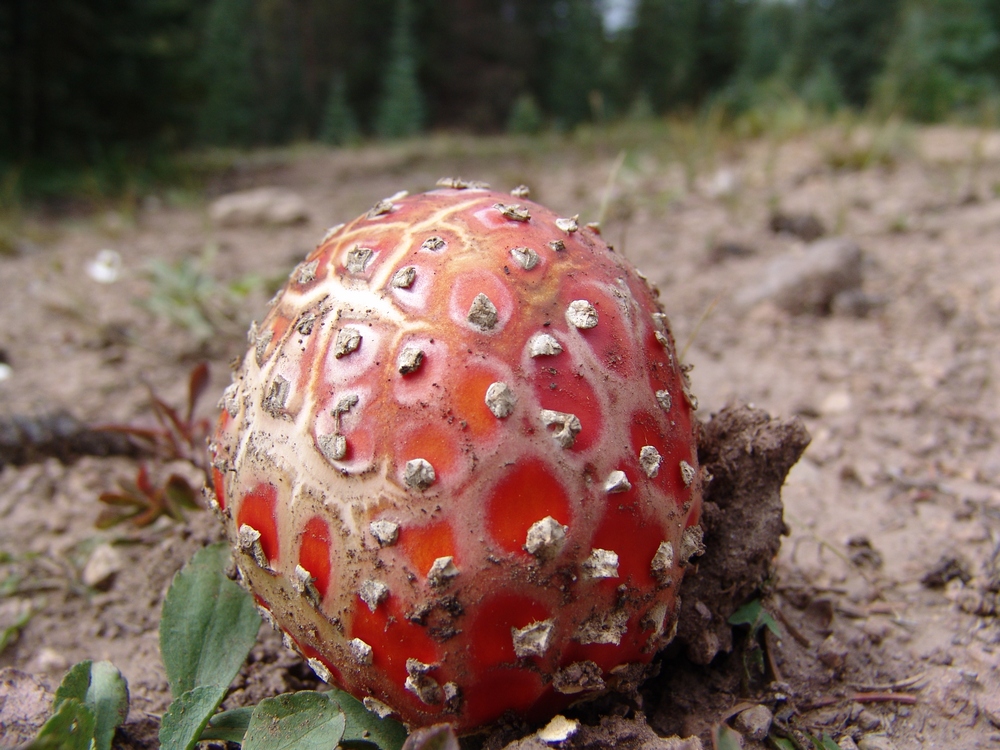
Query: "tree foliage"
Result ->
[[320, 72, 360, 146], [546, 0, 605, 129], [7, 0, 1000, 184], [198, 0, 255, 146], [626, 0, 746, 113], [375, 0, 425, 139], [874, 0, 999, 121], [0, 0, 202, 176]]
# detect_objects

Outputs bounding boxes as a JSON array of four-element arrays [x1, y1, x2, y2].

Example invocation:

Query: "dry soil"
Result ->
[[1, 123, 999, 749]]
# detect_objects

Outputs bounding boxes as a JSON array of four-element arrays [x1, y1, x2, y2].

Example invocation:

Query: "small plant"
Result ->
[[821, 116, 911, 172], [0, 605, 32, 656], [139, 245, 266, 345], [769, 730, 841, 750], [507, 93, 545, 135], [96, 465, 201, 529], [94, 363, 212, 529], [728, 597, 781, 685], [28, 543, 408, 749], [106, 362, 212, 471], [665, 105, 727, 192], [24, 660, 130, 750], [712, 723, 744, 750]]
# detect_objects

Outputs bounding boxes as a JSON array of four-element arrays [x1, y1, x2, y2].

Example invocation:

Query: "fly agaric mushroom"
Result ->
[[209, 180, 703, 734]]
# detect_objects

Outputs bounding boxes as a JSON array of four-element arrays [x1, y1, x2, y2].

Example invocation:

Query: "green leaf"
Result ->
[[199, 706, 254, 743], [0, 607, 32, 655], [158, 685, 228, 750], [713, 724, 744, 750], [94, 507, 142, 529], [163, 475, 198, 519], [769, 738, 797, 750], [160, 542, 261, 697], [817, 735, 840, 750], [243, 692, 347, 750], [325, 686, 408, 750], [53, 660, 129, 750], [26, 698, 96, 750], [0, 571, 23, 597], [728, 599, 782, 637]]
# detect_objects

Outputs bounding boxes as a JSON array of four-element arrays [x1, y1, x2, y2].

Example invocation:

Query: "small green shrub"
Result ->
[[320, 73, 360, 147], [507, 93, 545, 135]]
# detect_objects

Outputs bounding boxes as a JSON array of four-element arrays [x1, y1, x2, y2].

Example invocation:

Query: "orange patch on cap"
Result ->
[[466, 593, 552, 673], [350, 594, 439, 688], [299, 516, 333, 600], [400, 519, 457, 578], [211, 466, 226, 511], [451, 365, 504, 439], [461, 668, 545, 731], [397, 420, 462, 486], [486, 459, 572, 555], [236, 482, 280, 564]]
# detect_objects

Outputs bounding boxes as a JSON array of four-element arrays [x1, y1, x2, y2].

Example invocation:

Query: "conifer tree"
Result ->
[[804, 0, 901, 108], [255, 0, 309, 143], [320, 72, 360, 145], [626, 0, 701, 113], [375, 0, 424, 139], [2, 0, 203, 167], [546, 0, 605, 129], [874, 0, 998, 121], [198, 0, 256, 146], [507, 93, 544, 134]]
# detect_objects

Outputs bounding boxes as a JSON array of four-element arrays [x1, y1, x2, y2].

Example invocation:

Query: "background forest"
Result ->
[[3, 0, 1000, 197], [4, 2, 1000, 749]]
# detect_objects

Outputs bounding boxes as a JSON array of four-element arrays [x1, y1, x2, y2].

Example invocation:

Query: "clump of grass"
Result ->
[[138, 243, 275, 345], [664, 104, 728, 192], [821, 115, 913, 171]]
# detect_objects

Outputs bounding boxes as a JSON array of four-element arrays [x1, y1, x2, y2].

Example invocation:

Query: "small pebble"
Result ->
[[537, 715, 580, 744], [86, 249, 123, 283], [818, 634, 848, 670], [733, 704, 773, 740], [857, 736, 897, 750], [856, 709, 882, 732], [82, 543, 124, 590], [33, 647, 69, 676]]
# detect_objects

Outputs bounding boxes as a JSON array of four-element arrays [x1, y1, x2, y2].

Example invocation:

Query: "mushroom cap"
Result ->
[[210, 184, 702, 733]]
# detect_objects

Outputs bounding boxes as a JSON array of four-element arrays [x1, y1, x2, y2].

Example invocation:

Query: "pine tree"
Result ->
[[320, 72, 360, 145], [804, 0, 901, 108], [198, 0, 256, 146], [255, 0, 310, 143], [546, 0, 604, 129], [625, 0, 745, 114], [507, 92, 544, 134], [375, 0, 424, 139], [627, 0, 701, 113], [874, 0, 999, 121], [1, 0, 203, 168]]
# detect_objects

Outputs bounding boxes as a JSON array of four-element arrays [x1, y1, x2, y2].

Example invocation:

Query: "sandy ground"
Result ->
[[1, 123, 999, 749]]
